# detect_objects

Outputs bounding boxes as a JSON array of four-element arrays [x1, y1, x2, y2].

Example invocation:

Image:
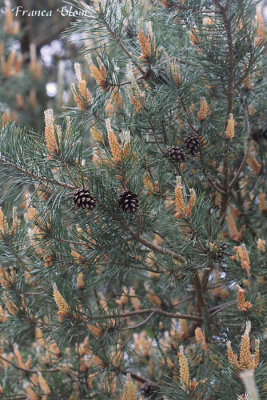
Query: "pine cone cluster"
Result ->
[[73, 188, 140, 214], [118, 190, 139, 213], [73, 188, 97, 210], [167, 131, 203, 161]]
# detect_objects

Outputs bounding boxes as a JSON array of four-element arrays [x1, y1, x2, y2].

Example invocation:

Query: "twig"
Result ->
[[229, 96, 253, 188], [92, 308, 202, 322], [175, 164, 190, 192], [188, 156, 225, 194], [214, 0, 235, 218], [60, 157, 78, 188], [128, 227, 185, 263], [161, 121, 168, 144], [151, 229, 177, 252], [106, 80, 131, 87], [53, 237, 87, 247], [121, 370, 158, 387], [24, 291, 45, 296], [187, 222, 207, 252], [179, 96, 198, 135], [210, 300, 236, 317], [114, 261, 161, 274], [148, 119, 166, 156], [121, 311, 156, 330], [0, 355, 59, 374], [106, 75, 144, 88], [193, 273, 208, 316]]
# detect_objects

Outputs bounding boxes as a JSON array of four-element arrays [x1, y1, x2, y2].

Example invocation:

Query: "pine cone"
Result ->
[[167, 146, 186, 163], [217, 243, 227, 262], [118, 191, 139, 213], [185, 132, 200, 155], [73, 188, 96, 210], [141, 382, 157, 398]]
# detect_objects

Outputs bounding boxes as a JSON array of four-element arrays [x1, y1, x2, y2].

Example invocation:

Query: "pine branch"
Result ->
[[98, 11, 145, 76], [0, 157, 76, 190], [99, 203, 185, 263]]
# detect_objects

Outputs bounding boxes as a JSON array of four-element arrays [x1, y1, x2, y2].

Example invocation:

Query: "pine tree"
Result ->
[[0, 0, 266, 399]]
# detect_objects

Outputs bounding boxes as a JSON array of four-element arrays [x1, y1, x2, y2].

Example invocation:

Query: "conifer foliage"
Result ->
[[0, 0, 266, 399]]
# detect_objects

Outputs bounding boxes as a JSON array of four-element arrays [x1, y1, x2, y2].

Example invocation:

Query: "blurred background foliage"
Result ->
[[0, 0, 89, 130]]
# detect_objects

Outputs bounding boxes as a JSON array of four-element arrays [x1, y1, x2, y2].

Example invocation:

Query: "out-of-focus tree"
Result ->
[[0, 0, 80, 130]]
